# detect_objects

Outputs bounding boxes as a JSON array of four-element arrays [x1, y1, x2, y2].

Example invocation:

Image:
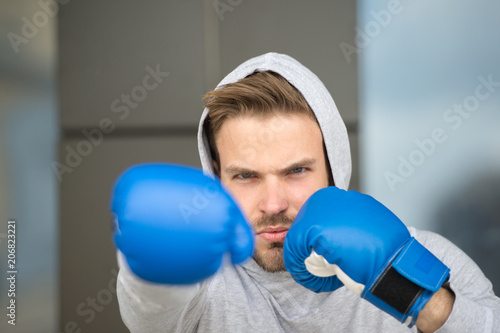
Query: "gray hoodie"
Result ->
[[116, 53, 500, 332]]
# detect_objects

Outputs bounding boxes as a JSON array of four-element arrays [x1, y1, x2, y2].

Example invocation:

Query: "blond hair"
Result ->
[[202, 71, 317, 172]]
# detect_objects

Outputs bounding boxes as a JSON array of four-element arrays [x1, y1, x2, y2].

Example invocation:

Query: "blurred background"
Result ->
[[0, 0, 498, 332]]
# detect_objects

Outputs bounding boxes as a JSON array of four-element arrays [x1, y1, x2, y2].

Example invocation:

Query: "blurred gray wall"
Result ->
[[0, 1, 58, 332], [58, 1, 358, 332]]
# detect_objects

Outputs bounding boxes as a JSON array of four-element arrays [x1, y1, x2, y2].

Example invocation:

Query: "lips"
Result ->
[[257, 226, 289, 243]]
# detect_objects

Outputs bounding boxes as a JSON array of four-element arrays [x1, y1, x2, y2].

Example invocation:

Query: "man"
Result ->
[[111, 53, 500, 332]]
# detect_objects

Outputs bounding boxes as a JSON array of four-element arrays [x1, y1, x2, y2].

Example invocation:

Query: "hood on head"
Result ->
[[197, 52, 351, 190]]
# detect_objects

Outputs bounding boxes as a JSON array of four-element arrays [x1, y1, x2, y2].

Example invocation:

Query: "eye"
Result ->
[[236, 173, 254, 179], [291, 167, 305, 174]]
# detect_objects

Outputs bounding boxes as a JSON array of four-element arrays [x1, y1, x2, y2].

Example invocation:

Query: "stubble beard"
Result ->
[[252, 214, 294, 273]]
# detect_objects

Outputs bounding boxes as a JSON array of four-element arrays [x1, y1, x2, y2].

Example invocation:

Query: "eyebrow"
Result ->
[[224, 158, 317, 177]]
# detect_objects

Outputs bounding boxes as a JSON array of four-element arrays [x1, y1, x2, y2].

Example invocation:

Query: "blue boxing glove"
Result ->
[[111, 163, 254, 285], [283, 187, 450, 327]]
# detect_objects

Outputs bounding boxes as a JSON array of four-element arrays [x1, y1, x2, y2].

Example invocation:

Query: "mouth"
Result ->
[[257, 226, 289, 243]]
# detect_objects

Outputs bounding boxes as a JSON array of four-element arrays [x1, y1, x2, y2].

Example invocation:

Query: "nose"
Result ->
[[258, 178, 289, 216]]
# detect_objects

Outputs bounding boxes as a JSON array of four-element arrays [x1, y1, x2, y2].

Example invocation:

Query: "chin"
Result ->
[[254, 245, 286, 273]]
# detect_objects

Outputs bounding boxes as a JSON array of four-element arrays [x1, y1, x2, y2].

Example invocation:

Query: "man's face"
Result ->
[[216, 113, 330, 272]]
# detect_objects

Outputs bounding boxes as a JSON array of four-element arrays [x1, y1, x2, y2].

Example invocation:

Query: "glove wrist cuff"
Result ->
[[371, 266, 425, 318], [363, 238, 450, 327]]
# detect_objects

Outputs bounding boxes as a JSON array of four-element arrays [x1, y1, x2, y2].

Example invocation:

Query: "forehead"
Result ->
[[216, 113, 325, 170]]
